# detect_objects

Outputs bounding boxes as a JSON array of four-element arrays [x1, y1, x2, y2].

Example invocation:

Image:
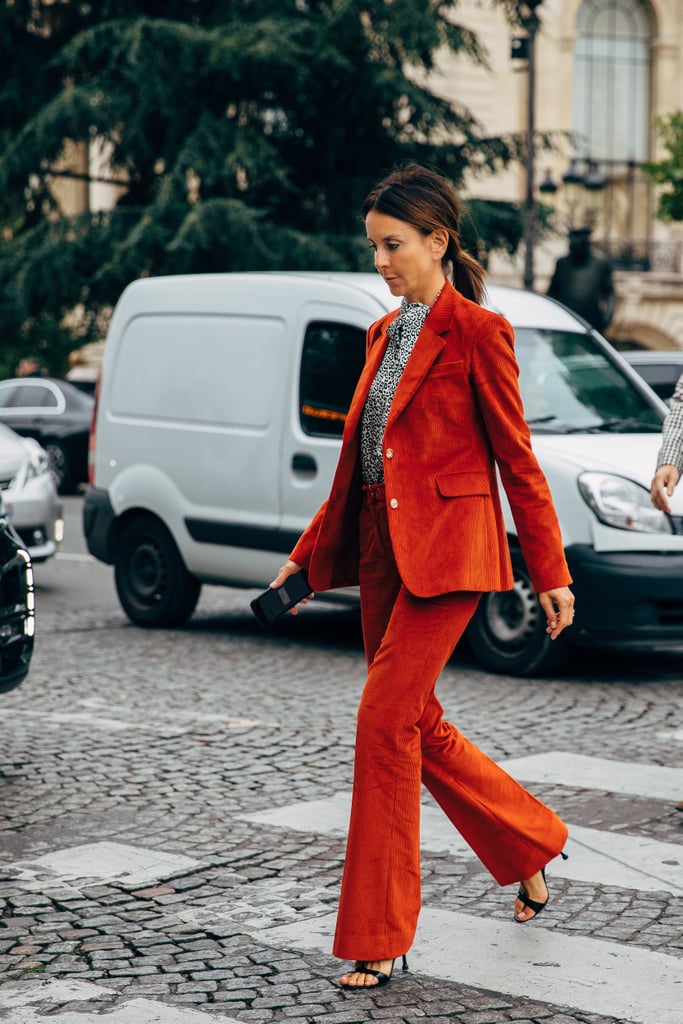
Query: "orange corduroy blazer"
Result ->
[[290, 280, 572, 598]]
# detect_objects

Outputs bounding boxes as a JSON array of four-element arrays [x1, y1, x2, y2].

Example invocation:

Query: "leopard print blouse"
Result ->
[[360, 299, 432, 485]]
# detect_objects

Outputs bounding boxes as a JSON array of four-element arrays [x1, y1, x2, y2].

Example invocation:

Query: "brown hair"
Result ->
[[361, 162, 485, 305]]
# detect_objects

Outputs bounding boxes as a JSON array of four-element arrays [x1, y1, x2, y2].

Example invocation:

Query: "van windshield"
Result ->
[[515, 328, 663, 433]]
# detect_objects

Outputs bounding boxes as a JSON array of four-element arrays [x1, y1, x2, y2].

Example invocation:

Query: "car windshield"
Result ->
[[515, 328, 663, 433]]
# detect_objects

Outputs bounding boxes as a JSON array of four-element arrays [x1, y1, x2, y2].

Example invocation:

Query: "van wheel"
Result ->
[[114, 515, 201, 627], [466, 549, 569, 677]]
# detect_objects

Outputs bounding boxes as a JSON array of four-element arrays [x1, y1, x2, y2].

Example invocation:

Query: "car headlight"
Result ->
[[578, 472, 673, 534]]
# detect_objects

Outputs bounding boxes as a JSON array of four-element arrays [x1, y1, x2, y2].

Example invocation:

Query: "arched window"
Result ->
[[573, 0, 653, 164]]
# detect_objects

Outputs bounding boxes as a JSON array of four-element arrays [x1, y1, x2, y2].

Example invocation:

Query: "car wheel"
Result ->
[[44, 441, 73, 494], [466, 548, 569, 677], [114, 515, 201, 627]]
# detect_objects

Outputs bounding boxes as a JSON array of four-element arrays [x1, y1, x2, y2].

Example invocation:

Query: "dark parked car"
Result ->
[[0, 494, 34, 692], [0, 378, 94, 493], [621, 350, 683, 403]]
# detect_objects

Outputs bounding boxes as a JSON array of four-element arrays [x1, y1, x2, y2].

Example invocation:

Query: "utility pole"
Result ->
[[514, 1, 544, 291]]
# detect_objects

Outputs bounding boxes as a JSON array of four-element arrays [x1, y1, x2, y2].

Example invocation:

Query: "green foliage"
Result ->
[[0, 0, 523, 370], [642, 112, 683, 222]]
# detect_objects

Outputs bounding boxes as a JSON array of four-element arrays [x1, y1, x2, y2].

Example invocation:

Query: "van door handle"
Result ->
[[292, 453, 317, 474]]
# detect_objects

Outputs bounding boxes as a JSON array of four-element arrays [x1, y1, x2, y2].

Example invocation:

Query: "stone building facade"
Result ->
[[433, 0, 683, 350]]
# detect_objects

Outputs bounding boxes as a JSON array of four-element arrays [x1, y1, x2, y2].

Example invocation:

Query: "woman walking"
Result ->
[[271, 162, 574, 989]]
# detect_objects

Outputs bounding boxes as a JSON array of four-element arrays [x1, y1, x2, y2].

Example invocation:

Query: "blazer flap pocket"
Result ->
[[429, 359, 465, 379], [436, 472, 491, 498]]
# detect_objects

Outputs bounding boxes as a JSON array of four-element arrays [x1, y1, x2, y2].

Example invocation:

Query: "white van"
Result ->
[[84, 271, 683, 675]]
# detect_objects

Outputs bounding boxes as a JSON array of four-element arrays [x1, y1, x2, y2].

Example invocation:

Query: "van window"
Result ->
[[110, 314, 286, 428], [300, 322, 366, 437], [516, 329, 662, 431]]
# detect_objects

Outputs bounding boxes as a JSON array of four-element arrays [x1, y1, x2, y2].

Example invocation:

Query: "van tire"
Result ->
[[466, 548, 569, 677], [114, 515, 201, 627]]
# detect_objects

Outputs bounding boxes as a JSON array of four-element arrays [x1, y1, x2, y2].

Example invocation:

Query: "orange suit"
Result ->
[[290, 282, 571, 961]]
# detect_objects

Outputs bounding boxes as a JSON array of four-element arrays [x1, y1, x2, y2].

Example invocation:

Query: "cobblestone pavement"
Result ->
[[1, 582, 682, 1023]]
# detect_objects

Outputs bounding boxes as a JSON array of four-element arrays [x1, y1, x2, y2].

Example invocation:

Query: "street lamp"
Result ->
[[539, 158, 607, 232], [512, 0, 545, 291]]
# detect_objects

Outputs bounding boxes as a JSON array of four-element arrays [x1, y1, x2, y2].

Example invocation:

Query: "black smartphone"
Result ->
[[250, 570, 311, 628]]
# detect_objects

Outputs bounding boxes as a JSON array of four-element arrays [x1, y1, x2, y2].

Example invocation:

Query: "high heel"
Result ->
[[514, 867, 548, 923], [339, 954, 408, 990], [514, 852, 568, 923]]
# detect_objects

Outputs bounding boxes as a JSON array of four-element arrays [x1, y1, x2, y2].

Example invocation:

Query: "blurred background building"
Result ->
[[426, 0, 683, 351]]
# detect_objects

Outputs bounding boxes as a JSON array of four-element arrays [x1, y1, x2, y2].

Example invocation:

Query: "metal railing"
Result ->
[[595, 239, 683, 274]]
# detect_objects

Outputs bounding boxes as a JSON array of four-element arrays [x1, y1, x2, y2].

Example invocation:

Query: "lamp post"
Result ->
[[539, 158, 607, 232], [513, 1, 544, 291]]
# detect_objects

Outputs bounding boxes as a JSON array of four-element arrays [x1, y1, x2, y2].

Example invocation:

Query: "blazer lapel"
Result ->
[[344, 282, 461, 438], [386, 326, 445, 428], [386, 283, 460, 427]]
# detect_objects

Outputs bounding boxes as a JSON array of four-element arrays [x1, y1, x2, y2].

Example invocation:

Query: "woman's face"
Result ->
[[366, 209, 447, 305]]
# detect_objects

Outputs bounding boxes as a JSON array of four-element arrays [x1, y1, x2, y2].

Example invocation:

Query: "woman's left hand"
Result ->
[[270, 559, 313, 615], [539, 587, 575, 639]]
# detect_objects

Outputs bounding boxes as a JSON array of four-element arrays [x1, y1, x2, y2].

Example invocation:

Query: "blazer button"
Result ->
[[386, 448, 394, 459], [389, 498, 398, 509]]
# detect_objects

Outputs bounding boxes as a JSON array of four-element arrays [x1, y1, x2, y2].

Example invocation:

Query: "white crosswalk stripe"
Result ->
[[0, 979, 241, 1023], [240, 751, 683, 1023], [258, 910, 682, 1024], [501, 751, 683, 800], [242, 788, 683, 896]]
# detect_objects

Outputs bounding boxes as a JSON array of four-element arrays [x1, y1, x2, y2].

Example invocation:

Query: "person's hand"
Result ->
[[269, 559, 313, 615], [539, 586, 575, 640], [650, 465, 679, 515]]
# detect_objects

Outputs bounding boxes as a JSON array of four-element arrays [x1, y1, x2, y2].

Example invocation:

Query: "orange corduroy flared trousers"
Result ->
[[332, 483, 569, 962]]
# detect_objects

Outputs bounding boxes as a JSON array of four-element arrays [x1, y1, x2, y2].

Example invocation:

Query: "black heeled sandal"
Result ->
[[514, 852, 568, 924], [514, 867, 548, 922], [340, 954, 408, 990]]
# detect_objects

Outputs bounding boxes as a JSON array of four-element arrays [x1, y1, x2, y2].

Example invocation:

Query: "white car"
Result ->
[[0, 423, 63, 562], [469, 286, 672, 674]]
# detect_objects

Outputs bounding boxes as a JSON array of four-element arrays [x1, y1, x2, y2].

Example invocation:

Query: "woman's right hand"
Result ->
[[269, 560, 313, 614], [651, 464, 680, 514]]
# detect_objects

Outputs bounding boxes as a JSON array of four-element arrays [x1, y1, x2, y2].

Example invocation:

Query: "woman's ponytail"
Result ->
[[447, 242, 486, 305]]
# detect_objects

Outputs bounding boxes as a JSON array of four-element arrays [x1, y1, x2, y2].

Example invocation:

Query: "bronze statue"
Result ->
[[547, 228, 615, 333]]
